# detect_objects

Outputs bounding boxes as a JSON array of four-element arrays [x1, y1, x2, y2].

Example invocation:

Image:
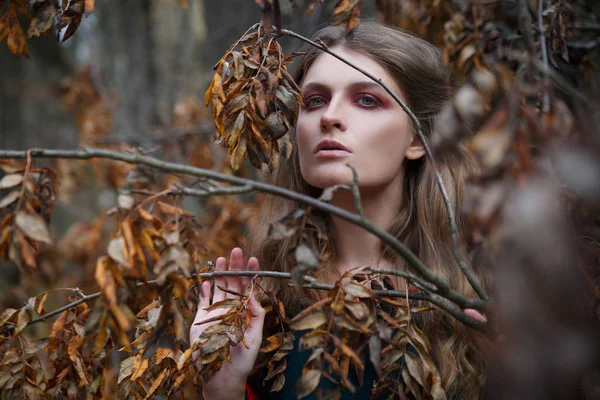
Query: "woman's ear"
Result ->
[[404, 133, 426, 160]]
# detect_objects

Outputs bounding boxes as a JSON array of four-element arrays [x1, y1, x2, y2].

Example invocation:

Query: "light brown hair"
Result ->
[[246, 20, 490, 399]]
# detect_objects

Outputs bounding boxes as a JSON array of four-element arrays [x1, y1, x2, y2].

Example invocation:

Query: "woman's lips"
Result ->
[[314, 149, 352, 159]]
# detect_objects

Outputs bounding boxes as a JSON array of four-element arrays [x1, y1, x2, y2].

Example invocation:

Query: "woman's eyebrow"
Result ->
[[301, 81, 386, 93]]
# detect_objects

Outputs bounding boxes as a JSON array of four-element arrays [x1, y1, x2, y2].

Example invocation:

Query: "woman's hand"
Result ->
[[190, 248, 265, 400]]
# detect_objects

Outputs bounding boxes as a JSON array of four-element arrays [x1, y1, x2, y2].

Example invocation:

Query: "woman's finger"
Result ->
[[246, 256, 260, 296], [245, 293, 266, 340], [199, 280, 211, 310], [464, 308, 488, 323], [226, 247, 244, 297], [213, 256, 227, 303]]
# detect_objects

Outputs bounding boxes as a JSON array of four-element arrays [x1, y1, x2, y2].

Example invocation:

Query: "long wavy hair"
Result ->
[[246, 21, 491, 399]]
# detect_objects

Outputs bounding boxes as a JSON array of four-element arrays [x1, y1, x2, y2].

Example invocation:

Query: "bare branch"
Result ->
[[278, 28, 488, 301], [172, 182, 255, 197], [344, 163, 364, 219], [538, 0, 550, 113], [518, 0, 536, 53], [0, 148, 486, 312], [23, 270, 487, 332]]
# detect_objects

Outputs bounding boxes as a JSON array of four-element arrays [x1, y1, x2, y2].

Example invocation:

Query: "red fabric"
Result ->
[[246, 382, 258, 400], [201, 383, 257, 400]]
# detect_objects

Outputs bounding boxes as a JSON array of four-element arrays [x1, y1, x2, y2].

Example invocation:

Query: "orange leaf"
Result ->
[[130, 353, 150, 381], [95, 256, 118, 306], [143, 368, 168, 399], [260, 332, 283, 353], [84, 0, 95, 14], [7, 8, 28, 56]]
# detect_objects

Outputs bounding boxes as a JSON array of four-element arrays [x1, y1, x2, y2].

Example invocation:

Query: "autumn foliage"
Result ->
[[1, 0, 599, 399]]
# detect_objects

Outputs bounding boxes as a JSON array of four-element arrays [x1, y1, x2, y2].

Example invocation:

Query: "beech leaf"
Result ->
[[295, 369, 321, 399], [15, 211, 52, 244], [0, 173, 23, 189]]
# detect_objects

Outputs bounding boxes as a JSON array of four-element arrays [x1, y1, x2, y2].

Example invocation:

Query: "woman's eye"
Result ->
[[356, 95, 380, 107], [304, 96, 326, 108]]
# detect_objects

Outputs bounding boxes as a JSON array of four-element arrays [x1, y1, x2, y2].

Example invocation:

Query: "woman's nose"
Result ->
[[320, 101, 347, 133]]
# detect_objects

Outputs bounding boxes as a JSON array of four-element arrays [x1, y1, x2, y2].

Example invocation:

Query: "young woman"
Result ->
[[191, 21, 490, 400]]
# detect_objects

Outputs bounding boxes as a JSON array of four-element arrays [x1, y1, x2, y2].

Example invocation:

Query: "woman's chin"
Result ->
[[304, 171, 353, 189]]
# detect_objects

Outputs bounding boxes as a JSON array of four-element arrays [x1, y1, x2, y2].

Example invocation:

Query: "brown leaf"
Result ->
[[344, 300, 369, 320], [27, 2, 57, 37], [107, 237, 129, 268], [84, 0, 95, 14], [271, 373, 285, 392], [230, 131, 247, 171], [118, 356, 135, 384], [343, 282, 376, 298], [0, 191, 20, 208], [289, 309, 328, 331], [95, 256, 118, 306], [368, 334, 382, 378], [295, 369, 321, 399], [143, 368, 168, 400], [7, 9, 28, 56], [130, 353, 150, 381], [37, 292, 48, 316], [199, 333, 230, 354], [156, 201, 191, 217], [202, 298, 241, 312], [260, 332, 283, 353], [0, 173, 23, 189], [329, 334, 364, 370], [15, 211, 52, 244], [299, 329, 328, 350], [405, 351, 424, 386]]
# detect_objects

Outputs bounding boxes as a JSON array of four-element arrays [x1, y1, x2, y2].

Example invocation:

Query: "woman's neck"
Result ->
[[327, 175, 404, 277]]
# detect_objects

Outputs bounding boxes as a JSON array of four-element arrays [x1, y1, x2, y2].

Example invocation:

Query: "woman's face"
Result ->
[[296, 46, 424, 191]]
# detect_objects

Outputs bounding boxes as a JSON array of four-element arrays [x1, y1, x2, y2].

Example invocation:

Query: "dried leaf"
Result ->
[[260, 332, 283, 353], [199, 333, 230, 354], [296, 369, 321, 399], [0, 173, 23, 189], [107, 237, 129, 268], [0, 191, 20, 208], [118, 356, 135, 384], [143, 368, 168, 400], [289, 309, 328, 331], [15, 211, 52, 244], [203, 299, 241, 312], [343, 282, 376, 298]]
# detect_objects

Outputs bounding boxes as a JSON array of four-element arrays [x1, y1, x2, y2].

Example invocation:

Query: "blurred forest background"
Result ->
[[0, 0, 384, 299]]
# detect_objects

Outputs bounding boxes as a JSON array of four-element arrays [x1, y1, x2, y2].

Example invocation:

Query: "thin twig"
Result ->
[[344, 163, 364, 219], [278, 28, 488, 301], [538, 0, 550, 113], [171, 183, 255, 197], [0, 148, 486, 312], [28, 292, 100, 325]]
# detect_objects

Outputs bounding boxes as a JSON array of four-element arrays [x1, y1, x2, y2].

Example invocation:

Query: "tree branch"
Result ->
[[0, 148, 486, 312], [518, 0, 536, 53], [277, 28, 488, 301], [538, 0, 550, 113], [23, 270, 486, 332]]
